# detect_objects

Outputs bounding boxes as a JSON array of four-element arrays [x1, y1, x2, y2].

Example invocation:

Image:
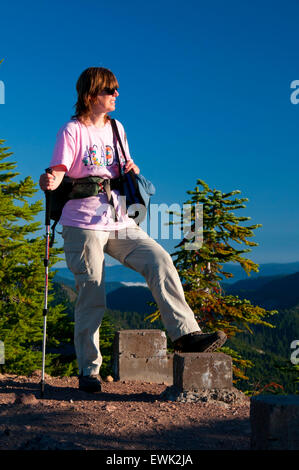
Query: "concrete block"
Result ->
[[173, 353, 232, 391], [113, 354, 173, 384], [113, 329, 167, 358], [250, 394, 299, 450]]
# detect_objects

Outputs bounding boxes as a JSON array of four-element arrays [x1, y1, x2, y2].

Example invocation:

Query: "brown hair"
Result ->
[[71, 67, 119, 123]]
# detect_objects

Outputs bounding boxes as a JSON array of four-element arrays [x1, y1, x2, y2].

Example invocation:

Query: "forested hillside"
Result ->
[[222, 273, 299, 393]]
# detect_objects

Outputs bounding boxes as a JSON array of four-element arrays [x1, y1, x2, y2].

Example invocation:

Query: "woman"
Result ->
[[39, 67, 226, 393]]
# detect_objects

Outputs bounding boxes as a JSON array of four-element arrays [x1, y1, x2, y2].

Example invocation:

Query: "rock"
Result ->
[[14, 393, 39, 405], [161, 386, 248, 404], [29, 370, 51, 380], [104, 375, 114, 382], [103, 404, 117, 412]]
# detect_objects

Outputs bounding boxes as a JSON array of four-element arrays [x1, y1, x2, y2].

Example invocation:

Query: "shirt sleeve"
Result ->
[[49, 126, 76, 171]]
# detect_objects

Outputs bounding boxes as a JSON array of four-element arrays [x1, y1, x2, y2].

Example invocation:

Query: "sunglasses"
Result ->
[[101, 87, 118, 95]]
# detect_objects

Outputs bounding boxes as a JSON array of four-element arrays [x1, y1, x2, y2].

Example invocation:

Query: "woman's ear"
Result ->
[[87, 94, 96, 105]]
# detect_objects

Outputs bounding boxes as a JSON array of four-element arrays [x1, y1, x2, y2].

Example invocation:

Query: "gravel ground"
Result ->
[[0, 371, 251, 451]]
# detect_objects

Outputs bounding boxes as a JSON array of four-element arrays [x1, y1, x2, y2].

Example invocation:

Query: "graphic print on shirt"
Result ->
[[105, 145, 114, 166], [81, 143, 126, 168], [82, 145, 100, 166]]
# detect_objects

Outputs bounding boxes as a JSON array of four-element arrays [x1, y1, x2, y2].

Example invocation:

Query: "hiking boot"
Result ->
[[173, 330, 227, 353], [78, 374, 102, 393]]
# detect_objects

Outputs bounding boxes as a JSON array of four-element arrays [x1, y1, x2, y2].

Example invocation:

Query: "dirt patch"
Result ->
[[0, 371, 251, 450]]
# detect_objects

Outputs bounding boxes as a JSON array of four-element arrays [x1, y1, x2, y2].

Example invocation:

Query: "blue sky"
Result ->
[[0, 0, 298, 267]]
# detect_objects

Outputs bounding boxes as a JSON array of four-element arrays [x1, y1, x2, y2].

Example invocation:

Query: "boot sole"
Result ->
[[174, 331, 227, 353], [200, 335, 227, 353]]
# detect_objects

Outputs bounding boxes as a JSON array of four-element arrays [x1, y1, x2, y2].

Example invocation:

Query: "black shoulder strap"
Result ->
[[110, 118, 139, 194], [111, 119, 128, 163]]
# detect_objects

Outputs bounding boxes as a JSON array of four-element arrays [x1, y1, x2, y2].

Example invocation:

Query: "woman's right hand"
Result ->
[[39, 166, 67, 191]]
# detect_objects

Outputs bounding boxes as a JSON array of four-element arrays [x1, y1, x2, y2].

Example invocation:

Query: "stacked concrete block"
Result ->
[[112, 330, 233, 390], [112, 330, 173, 384], [250, 394, 299, 450], [173, 352, 233, 391]]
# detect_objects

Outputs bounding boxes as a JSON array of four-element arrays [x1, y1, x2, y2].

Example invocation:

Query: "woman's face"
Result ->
[[91, 87, 119, 114]]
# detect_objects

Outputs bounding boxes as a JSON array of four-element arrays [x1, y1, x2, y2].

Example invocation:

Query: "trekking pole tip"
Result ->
[[40, 379, 45, 398]]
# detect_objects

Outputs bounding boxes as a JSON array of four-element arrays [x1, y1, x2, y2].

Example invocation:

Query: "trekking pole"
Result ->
[[40, 169, 52, 398]]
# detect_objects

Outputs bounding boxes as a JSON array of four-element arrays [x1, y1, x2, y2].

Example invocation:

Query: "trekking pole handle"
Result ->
[[44, 168, 53, 226]]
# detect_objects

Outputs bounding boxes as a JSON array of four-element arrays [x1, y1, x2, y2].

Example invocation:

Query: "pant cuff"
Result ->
[[81, 365, 100, 376], [170, 325, 202, 342]]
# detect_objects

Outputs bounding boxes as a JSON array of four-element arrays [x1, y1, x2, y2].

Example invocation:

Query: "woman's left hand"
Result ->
[[124, 160, 140, 174]]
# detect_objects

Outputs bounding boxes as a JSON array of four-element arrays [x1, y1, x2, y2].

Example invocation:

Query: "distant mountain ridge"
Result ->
[[217, 261, 299, 283], [106, 285, 155, 315], [54, 269, 299, 314], [54, 263, 299, 313], [221, 274, 284, 293], [55, 261, 299, 287], [105, 271, 299, 313], [224, 271, 299, 310]]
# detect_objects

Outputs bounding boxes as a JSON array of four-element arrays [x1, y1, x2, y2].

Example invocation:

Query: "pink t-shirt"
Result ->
[[49, 118, 137, 230]]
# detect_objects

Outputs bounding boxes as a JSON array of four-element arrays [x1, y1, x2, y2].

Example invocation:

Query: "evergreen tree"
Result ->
[[147, 179, 278, 385], [0, 140, 73, 375]]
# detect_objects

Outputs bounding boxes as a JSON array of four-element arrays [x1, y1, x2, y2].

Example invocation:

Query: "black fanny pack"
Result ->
[[46, 171, 121, 246]]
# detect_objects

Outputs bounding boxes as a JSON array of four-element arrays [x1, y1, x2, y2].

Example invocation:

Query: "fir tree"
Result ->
[[0, 140, 73, 375], [147, 179, 278, 385]]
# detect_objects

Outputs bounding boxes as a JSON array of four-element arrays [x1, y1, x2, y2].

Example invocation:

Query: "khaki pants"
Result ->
[[62, 225, 200, 376]]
